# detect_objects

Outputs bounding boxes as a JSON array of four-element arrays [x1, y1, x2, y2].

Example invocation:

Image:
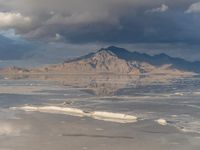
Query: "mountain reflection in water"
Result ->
[[0, 74, 190, 96]]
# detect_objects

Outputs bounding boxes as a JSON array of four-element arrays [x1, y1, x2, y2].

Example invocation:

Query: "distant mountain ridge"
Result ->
[[108, 46, 200, 72], [65, 46, 200, 73], [0, 46, 198, 76]]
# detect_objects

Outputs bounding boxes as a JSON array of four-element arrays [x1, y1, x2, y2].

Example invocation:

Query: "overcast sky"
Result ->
[[0, 0, 200, 61]]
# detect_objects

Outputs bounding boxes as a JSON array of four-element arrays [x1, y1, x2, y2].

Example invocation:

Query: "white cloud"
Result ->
[[55, 33, 62, 40], [185, 2, 200, 13], [0, 29, 20, 40], [146, 4, 169, 13], [0, 12, 31, 28]]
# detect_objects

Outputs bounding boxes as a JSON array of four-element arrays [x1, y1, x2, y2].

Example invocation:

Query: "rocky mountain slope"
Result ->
[[0, 46, 198, 76]]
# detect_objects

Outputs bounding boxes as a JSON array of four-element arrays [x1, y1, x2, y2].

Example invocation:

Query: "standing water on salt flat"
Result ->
[[0, 75, 200, 150]]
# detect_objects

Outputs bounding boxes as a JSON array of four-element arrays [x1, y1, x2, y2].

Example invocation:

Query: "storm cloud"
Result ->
[[0, 0, 198, 44], [0, 0, 200, 61]]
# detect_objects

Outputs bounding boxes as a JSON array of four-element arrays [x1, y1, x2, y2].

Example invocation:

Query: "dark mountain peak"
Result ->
[[98, 46, 130, 55], [98, 46, 152, 62], [97, 46, 137, 61], [106, 46, 130, 53], [154, 53, 170, 59], [94, 48, 117, 59], [64, 46, 200, 73]]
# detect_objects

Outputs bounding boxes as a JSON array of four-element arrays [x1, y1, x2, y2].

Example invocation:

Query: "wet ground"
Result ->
[[0, 75, 200, 150]]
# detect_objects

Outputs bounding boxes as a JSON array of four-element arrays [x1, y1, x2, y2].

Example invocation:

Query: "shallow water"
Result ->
[[0, 75, 200, 150]]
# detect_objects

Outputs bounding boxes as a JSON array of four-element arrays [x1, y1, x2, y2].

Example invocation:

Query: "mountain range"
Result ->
[[1, 46, 199, 76]]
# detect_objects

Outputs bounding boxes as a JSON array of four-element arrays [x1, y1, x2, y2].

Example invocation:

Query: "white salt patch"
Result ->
[[173, 92, 184, 96], [155, 119, 168, 126], [92, 111, 137, 123], [11, 105, 138, 123], [11, 106, 85, 117]]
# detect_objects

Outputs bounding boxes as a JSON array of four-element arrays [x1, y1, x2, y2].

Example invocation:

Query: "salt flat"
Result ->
[[0, 75, 200, 150]]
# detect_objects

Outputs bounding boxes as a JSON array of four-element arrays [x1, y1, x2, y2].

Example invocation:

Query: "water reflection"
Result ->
[[0, 74, 184, 96]]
